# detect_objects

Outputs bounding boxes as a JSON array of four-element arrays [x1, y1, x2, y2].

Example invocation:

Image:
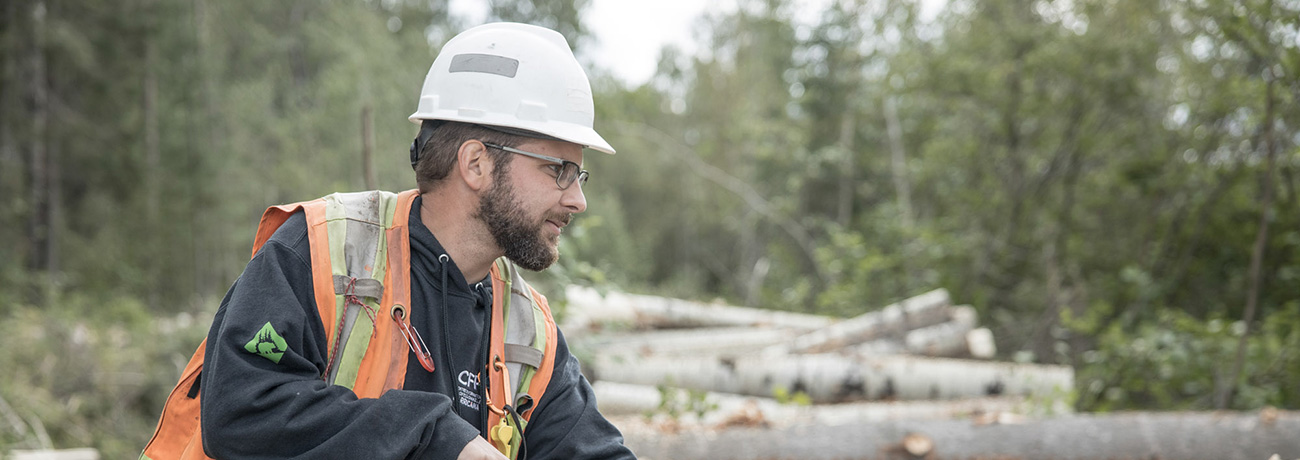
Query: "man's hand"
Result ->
[[458, 436, 508, 460]]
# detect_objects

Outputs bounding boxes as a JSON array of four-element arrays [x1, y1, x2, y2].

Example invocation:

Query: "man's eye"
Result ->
[[545, 164, 563, 175]]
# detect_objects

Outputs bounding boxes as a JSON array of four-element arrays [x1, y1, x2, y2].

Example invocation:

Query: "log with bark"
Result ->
[[843, 307, 996, 359], [617, 409, 1300, 460], [901, 305, 976, 356], [588, 352, 1073, 404], [575, 307, 990, 360], [574, 326, 800, 357], [564, 285, 836, 331], [775, 288, 953, 354], [593, 381, 1034, 425]]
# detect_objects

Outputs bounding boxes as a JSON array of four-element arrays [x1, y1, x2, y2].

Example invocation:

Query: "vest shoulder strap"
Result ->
[[314, 190, 410, 391], [491, 259, 558, 423]]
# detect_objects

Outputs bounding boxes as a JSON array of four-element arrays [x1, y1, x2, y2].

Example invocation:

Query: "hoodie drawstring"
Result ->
[[437, 254, 459, 402]]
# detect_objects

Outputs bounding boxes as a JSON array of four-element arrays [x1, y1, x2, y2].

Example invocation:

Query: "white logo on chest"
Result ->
[[456, 370, 482, 410]]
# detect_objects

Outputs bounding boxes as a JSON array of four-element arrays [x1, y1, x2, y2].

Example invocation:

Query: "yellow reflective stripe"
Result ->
[[515, 304, 548, 396], [495, 258, 549, 403], [322, 196, 353, 387], [332, 297, 377, 388], [323, 192, 402, 390]]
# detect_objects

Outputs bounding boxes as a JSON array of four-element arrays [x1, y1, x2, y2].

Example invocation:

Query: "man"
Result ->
[[142, 23, 635, 460]]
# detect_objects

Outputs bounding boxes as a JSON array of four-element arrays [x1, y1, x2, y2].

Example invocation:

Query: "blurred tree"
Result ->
[[0, 0, 456, 456], [488, 0, 591, 50], [1179, 0, 1299, 409]]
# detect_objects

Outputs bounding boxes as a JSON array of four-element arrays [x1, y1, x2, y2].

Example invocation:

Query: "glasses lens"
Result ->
[[556, 163, 578, 189]]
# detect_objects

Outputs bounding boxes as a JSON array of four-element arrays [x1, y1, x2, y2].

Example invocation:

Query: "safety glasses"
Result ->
[[482, 142, 589, 190]]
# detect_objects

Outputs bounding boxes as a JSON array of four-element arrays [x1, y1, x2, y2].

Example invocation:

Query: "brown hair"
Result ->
[[414, 121, 527, 193]]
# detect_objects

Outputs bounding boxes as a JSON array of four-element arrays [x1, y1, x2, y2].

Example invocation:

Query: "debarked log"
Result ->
[[565, 285, 836, 331], [845, 307, 994, 359], [573, 327, 801, 357], [617, 410, 1300, 460], [902, 305, 976, 357], [593, 381, 1034, 425], [777, 288, 952, 354], [587, 353, 1073, 404]]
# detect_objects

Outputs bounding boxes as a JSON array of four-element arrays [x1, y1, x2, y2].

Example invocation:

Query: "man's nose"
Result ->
[[561, 181, 587, 214]]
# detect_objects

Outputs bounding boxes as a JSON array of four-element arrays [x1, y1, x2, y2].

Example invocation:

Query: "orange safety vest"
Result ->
[[141, 190, 558, 460]]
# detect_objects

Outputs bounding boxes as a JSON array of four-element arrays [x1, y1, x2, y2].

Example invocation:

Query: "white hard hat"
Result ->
[[409, 22, 615, 154]]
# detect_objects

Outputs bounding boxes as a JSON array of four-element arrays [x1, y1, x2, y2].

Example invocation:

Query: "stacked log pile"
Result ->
[[566, 287, 1066, 405], [564, 287, 1300, 459]]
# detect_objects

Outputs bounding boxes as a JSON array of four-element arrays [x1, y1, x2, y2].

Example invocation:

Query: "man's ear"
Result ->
[[457, 140, 494, 191]]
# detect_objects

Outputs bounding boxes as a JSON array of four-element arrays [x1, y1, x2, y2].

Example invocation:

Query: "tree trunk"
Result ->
[[26, 0, 52, 303], [1031, 103, 1086, 364], [617, 410, 1300, 460], [885, 96, 913, 229], [1218, 71, 1278, 409], [0, 0, 20, 204], [144, 35, 161, 310], [837, 101, 855, 227], [189, 0, 225, 298], [361, 104, 376, 190], [780, 289, 952, 354], [588, 352, 1072, 404]]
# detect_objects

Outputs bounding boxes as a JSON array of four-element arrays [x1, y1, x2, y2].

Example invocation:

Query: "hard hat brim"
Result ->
[[408, 111, 616, 155]]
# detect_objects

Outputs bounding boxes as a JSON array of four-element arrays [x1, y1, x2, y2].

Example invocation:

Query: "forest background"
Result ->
[[1, 0, 1298, 458]]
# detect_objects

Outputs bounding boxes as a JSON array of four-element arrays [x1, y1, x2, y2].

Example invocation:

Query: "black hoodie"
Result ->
[[198, 196, 634, 459]]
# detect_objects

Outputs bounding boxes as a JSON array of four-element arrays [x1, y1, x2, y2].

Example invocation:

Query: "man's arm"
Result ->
[[521, 329, 636, 460], [199, 211, 480, 460]]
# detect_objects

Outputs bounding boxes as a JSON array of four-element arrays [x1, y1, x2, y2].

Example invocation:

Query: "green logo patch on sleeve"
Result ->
[[244, 322, 289, 364]]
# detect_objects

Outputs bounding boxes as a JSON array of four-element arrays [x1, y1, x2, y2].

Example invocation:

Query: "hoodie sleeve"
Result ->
[[199, 211, 480, 460], [520, 329, 637, 460]]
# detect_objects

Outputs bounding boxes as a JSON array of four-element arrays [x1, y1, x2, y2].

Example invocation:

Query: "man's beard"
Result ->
[[475, 176, 568, 271]]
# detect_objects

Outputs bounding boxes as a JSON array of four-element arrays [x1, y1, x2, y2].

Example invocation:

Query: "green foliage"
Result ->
[[770, 385, 812, 406], [0, 295, 211, 458], [1072, 303, 1300, 411], [646, 383, 719, 421]]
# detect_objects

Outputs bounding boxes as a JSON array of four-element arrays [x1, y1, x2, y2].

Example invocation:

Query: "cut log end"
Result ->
[[902, 432, 933, 456]]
